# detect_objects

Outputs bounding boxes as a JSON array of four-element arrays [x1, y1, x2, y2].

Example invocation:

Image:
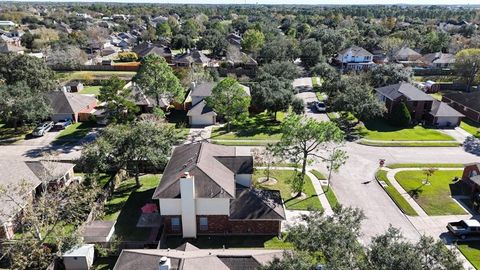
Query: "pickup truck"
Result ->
[[447, 219, 480, 239]]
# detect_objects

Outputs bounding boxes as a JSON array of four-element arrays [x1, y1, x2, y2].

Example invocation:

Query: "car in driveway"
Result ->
[[32, 121, 54, 137], [52, 119, 72, 131], [447, 219, 480, 239], [314, 101, 327, 113]]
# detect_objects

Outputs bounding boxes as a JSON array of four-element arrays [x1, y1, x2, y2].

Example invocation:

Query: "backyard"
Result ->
[[79, 85, 101, 96], [394, 170, 466, 216], [166, 233, 292, 249], [55, 71, 137, 83], [103, 174, 160, 241], [254, 169, 322, 211]]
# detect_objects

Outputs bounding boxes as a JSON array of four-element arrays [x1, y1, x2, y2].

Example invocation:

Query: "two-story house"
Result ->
[[335, 46, 375, 71], [152, 142, 285, 238], [186, 82, 250, 126], [375, 82, 464, 127]]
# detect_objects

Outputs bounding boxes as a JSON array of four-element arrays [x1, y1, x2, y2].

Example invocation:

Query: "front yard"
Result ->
[[376, 170, 418, 216], [53, 122, 98, 143], [359, 119, 455, 141], [461, 119, 480, 138], [457, 242, 480, 269], [254, 169, 322, 211], [394, 170, 466, 216], [103, 174, 160, 241], [0, 123, 31, 142]]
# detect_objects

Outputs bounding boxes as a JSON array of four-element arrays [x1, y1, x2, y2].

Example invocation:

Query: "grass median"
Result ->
[[376, 170, 418, 216]]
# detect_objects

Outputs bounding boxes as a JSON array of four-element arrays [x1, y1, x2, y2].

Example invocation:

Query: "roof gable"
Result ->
[[47, 91, 96, 114]]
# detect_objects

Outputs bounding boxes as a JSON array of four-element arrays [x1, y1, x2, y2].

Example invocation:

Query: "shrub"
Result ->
[[118, 52, 138, 62], [390, 102, 411, 127], [291, 97, 305, 115]]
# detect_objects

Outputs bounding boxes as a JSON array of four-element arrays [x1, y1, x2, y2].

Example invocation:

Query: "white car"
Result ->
[[32, 121, 54, 137]]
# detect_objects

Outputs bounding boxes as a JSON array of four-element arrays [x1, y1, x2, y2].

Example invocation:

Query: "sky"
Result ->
[[9, 0, 480, 6]]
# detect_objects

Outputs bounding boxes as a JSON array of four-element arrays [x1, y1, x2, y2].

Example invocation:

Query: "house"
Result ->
[[152, 142, 285, 238], [443, 91, 480, 123], [375, 82, 464, 127], [63, 244, 95, 270], [132, 42, 172, 62], [173, 49, 211, 68], [0, 160, 75, 240], [47, 91, 97, 122], [128, 83, 169, 112], [226, 45, 258, 69], [187, 82, 250, 126], [65, 81, 84, 92], [419, 52, 455, 68], [335, 46, 375, 71], [393, 47, 422, 65], [227, 32, 242, 48], [0, 42, 24, 54], [113, 243, 284, 270]]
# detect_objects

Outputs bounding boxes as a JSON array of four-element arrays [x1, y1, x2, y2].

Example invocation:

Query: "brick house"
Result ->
[[442, 91, 480, 123], [47, 91, 97, 122], [462, 163, 480, 195], [375, 82, 464, 127], [152, 142, 285, 238]]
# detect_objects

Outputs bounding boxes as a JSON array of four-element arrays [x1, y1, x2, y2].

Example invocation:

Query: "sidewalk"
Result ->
[[439, 127, 471, 143]]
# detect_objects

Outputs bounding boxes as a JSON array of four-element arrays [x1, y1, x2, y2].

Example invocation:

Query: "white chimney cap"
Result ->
[[160, 256, 168, 264], [183, 172, 190, 178]]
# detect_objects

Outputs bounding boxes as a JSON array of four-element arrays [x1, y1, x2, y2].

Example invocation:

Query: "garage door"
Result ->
[[435, 116, 460, 127], [190, 115, 215, 126]]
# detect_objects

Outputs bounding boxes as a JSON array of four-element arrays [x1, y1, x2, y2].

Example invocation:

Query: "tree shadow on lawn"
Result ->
[[284, 194, 320, 210], [363, 118, 412, 133], [407, 184, 425, 199], [211, 113, 281, 138]]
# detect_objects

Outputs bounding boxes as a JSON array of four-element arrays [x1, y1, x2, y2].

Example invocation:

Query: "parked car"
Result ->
[[447, 219, 480, 239], [32, 121, 54, 137], [315, 101, 326, 112], [53, 119, 72, 131]]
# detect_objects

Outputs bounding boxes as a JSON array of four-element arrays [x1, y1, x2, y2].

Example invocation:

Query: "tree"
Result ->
[[309, 28, 345, 57], [258, 61, 301, 81], [390, 102, 411, 127], [291, 97, 305, 115], [251, 74, 293, 119], [422, 167, 437, 185], [310, 62, 339, 84], [251, 146, 277, 182], [156, 21, 172, 40], [259, 252, 314, 270], [98, 76, 139, 123], [81, 122, 177, 187], [369, 64, 413, 88], [331, 77, 385, 121], [0, 174, 100, 269], [171, 34, 194, 52], [324, 144, 348, 192], [274, 115, 344, 197], [196, 29, 228, 57], [85, 26, 109, 52], [258, 35, 300, 63], [0, 54, 55, 92], [300, 38, 323, 69], [241, 29, 265, 54], [118, 52, 138, 62], [134, 54, 185, 107], [455, 48, 480, 91], [46, 45, 88, 69], [205, 77, 250, 132], [0, 82, 51, 129]]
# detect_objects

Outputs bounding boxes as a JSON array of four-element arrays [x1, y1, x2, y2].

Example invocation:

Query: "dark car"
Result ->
[[53, 119, 72, 131], [447, 219, 480, 239]]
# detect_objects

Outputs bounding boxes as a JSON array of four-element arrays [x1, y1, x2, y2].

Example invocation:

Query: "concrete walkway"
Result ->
[[440, 127, 472, 144], [184, 126, 213, 144]]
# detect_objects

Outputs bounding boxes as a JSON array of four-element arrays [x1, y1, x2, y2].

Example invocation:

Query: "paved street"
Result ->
[[295, 91, 330, 122]]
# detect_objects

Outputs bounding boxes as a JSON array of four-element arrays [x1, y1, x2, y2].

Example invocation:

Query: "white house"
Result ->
[[63, 244, 95, 270], [335, 46, 375, 71]]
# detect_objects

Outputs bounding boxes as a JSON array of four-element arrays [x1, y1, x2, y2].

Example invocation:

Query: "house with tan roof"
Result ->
[[152, 142, 285, 238], [47, 91, 97, 122], [335, 46, 375, 71]]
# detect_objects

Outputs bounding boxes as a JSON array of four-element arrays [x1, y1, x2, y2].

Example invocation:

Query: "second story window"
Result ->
[[199, 217, 208, 231], [171, 217, 180, 231]]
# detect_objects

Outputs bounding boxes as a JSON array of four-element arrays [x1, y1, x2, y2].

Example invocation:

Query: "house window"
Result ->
[[199, 217, 208, 231], [171, 217, 180, 231], [470, 170, 478, 178]]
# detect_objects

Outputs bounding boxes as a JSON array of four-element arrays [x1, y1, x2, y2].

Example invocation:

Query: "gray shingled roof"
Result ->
[[420, 52, 455, 65], [174, 49, 210, 65], [191, 82, 216, 97], [229, 188, 285, 220], [394, 47, 422, 61], [376, 82, 434, 101], [47, 91, 96, 114], [152, 143, 253, 199], [443, 91, 480, 112], [430, 100, 464, 117], [186, 100, 216, 117], [337, 46, 373, 57]]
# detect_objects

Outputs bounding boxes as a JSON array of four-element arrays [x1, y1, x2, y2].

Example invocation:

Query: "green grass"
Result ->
[[211, 140, 278, 146], [394, 170, 466, 216], [55, 71, 137, 82], [54, 122, 97, 142], [429, 93, 443, 101], [327, 112, 338, 120], [211, 112, 284, 141], [386, 163, 465, 169], [461, 119, 480, 138], [457, 242, 480, 269], [376, 170, 418, 216], [79, 85, 101, 95], [359, 140, 461, 147], [103, 174, 160, 241], [254, 169, 322, 211], [321, 186, 338, 208], [359, 119, 455, 141], [0, 123, 31, 142], [311, 169, 326, 180], [76, 173, 113, 188], [165, 232, 293, 249]]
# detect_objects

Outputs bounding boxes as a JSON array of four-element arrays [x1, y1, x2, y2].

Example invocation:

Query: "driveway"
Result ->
[[295, 91, 330, 122]]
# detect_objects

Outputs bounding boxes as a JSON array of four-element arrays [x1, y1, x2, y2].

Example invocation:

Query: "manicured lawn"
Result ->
[[55, 71, 137, 82], [210, 112, 284, 141], [54, 122, 97, 142], [457, 242, 480, 269], [386, 163, 464, 169], [359, 140, 461, 147], [461, 119, 480, 138], [165, 232, 292, 249], [211, 140, 277, 146], [394, 170, 466, 216], [79, 85, 101, 95], [254, 169, 322, 211], [359, 118, 455, 141], [0, 123, 31, 142], [321, 186, 339, 208], [376, 170, 418, 216], [103, 174, 160, 241], [311, 169, 326, 180], [166, 110, 190, 142]]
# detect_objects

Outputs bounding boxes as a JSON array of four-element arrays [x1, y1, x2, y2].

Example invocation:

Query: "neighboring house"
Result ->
[[419, 52, 455, 68], [0, 160, 75, 240], [335, 46, 375, 71], [47, 91, 97, 122], [128, 83, 167, 112], [0, 42, 24, 54], [443, 91, 480, 123], [65, 81, 84, 92], [226, 45, 258, 69], [132, 42, 173, 62], [113, 242, 284, 270], [375, 82, 464, 127], [393, 47, 422, 65], [186, 82, 250, 126], [227, 32, 242, 48], [173, 49, 211, 68], [462, 163, 480, 196], [152, 142, 285, 238]]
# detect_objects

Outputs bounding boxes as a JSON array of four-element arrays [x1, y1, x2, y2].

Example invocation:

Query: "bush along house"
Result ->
[[152, 142, 285, 238]]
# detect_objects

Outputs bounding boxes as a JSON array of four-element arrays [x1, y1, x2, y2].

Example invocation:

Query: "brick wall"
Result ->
[[228, 220, 280, 235], [163, 215, 182, 235], [196, 215, 228, 234], [443, 97, 480, 123]]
